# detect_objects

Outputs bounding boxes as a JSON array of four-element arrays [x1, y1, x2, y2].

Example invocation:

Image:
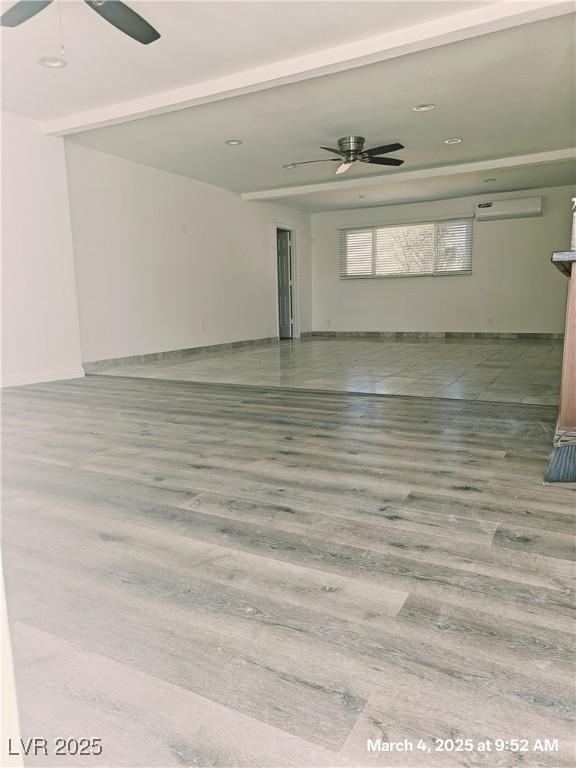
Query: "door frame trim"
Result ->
[[274, 223, 300, 340]]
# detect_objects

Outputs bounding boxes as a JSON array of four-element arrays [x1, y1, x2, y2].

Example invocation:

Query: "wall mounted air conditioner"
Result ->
[[475, 197, 542, 221]]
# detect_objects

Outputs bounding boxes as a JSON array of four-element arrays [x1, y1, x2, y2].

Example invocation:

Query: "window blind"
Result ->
[[339, 219, 473, 279]]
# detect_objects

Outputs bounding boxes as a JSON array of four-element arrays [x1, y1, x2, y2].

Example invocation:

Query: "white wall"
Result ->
[[1, 111, 83, 387], [311, 185, 573, 334], [65, 143, 311, 362]]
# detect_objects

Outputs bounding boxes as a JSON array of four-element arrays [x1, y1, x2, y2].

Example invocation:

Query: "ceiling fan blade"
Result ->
[[365, 142, 405, 156], [1, 0, 53, 27], [321, 146, 345, 157], [366, 157, 405, 166], [336, 161, 353, 175], [285, 159, 340, 167], [84, 1, 160, 44]]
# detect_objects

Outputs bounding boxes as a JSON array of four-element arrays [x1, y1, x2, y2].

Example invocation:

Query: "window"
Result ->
[[339, 219, 473, 279]]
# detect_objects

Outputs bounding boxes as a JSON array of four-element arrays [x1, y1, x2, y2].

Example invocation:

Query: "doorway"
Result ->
[[276, 228, 294, 339]]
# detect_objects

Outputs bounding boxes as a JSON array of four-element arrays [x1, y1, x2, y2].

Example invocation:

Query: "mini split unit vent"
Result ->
[[475, 197, 542, 221]]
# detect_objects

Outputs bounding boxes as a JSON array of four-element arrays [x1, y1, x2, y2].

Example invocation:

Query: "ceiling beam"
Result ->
[[43, 1, 573, 136], [240, 149, 576, 201]]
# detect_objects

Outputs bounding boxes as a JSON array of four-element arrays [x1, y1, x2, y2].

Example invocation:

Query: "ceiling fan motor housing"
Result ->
[[337, 136, 365, 158]]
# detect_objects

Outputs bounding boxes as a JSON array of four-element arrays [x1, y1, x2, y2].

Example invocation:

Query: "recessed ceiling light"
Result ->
[[484, 178, 497, 183], [443, 137, 463, 144], [225, 139, 242, 146], [38, 55, 67, 68], [283, 163, 297, 169], [411, 103, 435, 112]]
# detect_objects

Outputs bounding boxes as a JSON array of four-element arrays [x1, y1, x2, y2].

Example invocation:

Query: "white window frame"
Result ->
[[339, 218, 473, 279]]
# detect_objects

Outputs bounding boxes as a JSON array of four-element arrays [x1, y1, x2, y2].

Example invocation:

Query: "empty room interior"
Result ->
[[2, 1, 576, 766]]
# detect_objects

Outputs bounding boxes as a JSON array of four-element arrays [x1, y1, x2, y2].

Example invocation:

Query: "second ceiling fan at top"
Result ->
[[0, 0, 160, 45], [285, 136, 405, 175]]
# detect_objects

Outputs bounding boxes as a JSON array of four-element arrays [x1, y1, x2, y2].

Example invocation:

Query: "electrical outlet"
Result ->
[[200, 320, 206, 331]]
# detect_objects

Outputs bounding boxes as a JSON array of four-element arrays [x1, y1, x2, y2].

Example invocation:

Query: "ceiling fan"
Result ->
[[1, 1, 160, 45], [285, 136, 405, 175]]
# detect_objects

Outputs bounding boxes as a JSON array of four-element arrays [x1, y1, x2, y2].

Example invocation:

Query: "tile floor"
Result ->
[[97, 337, 563, 405]]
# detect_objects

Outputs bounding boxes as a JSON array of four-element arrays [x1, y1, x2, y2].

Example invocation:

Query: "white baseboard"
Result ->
[[1, 367, 85, 388]]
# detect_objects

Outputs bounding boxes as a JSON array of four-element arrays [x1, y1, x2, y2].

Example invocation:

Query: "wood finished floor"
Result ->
[[2, 375, 575, 767]]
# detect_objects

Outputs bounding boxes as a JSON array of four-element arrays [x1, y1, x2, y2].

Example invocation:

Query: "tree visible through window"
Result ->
[[339, 219, 473, 278]]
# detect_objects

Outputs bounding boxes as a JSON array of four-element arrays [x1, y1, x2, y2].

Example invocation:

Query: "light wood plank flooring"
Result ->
[[2, 375, 575, 767], [97, 338, 563, 404]]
